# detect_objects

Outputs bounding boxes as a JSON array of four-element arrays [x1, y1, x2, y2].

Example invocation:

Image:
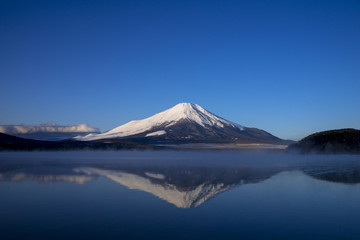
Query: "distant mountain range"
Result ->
[[0, 124, 99, 141], [3, 103, 360, 153], [75, 103, 290, 145]]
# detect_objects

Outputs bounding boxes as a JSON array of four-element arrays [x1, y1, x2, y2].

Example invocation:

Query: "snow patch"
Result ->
[[145, 172, 165, 180], [145, 130, 166, 137]]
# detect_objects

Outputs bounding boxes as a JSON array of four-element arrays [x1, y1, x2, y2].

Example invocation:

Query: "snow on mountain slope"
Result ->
[[145, 130, 167, 137], [76, 103, 243, 141]]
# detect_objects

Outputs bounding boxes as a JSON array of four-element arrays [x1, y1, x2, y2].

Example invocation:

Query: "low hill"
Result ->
[[287, 129, 360, 154]]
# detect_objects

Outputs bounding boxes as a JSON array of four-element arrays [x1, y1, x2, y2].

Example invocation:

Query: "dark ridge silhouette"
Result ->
[[0, 132, 163, 151], [287, 128, 360, 154]]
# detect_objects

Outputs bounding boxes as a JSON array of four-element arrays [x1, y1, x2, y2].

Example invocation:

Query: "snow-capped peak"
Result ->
[[153, 103, 221, 127], [75, 103, 243, 141]]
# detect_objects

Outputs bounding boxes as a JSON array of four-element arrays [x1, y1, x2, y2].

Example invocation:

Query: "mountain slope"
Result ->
[[76, 103, 287, 144]]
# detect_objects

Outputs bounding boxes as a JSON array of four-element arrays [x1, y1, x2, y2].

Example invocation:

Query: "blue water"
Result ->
[[1, 151, 360, 240]]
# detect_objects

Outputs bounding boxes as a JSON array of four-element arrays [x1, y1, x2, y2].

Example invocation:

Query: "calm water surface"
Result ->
[[1, 151, 360, 240]]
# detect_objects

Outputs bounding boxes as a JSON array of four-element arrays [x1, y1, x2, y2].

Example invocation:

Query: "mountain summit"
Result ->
[[76, 103, 286, 144]]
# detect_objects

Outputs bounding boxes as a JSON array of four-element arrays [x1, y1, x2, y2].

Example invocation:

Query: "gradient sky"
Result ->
[[1, 0, 359, 140]]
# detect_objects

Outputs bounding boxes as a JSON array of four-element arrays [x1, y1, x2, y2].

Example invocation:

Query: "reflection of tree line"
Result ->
[[301, 165, 360, 184]]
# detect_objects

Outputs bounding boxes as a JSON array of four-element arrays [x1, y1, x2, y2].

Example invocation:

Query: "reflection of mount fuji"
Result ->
[[0, 163, 284, 208], [2, 160, 360, 208], [75, 166, 283, 208]]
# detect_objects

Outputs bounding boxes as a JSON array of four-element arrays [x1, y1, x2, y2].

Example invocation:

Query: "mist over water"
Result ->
[[1, 151, 360, 240], [2, 149, 357, 164]]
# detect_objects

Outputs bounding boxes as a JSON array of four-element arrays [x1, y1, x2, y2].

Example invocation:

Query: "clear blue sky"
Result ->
[[1, 0, 359, 140]]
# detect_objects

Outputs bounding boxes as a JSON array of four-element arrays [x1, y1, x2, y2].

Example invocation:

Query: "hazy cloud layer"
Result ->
[[0, 124, 99, 134]]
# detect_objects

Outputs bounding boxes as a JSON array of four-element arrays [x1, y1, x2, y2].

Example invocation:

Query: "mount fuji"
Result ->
[[75, 103, 288, 144]]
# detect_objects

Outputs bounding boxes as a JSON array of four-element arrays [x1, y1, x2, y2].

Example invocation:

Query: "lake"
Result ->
[[1, 151, 360, 240]]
